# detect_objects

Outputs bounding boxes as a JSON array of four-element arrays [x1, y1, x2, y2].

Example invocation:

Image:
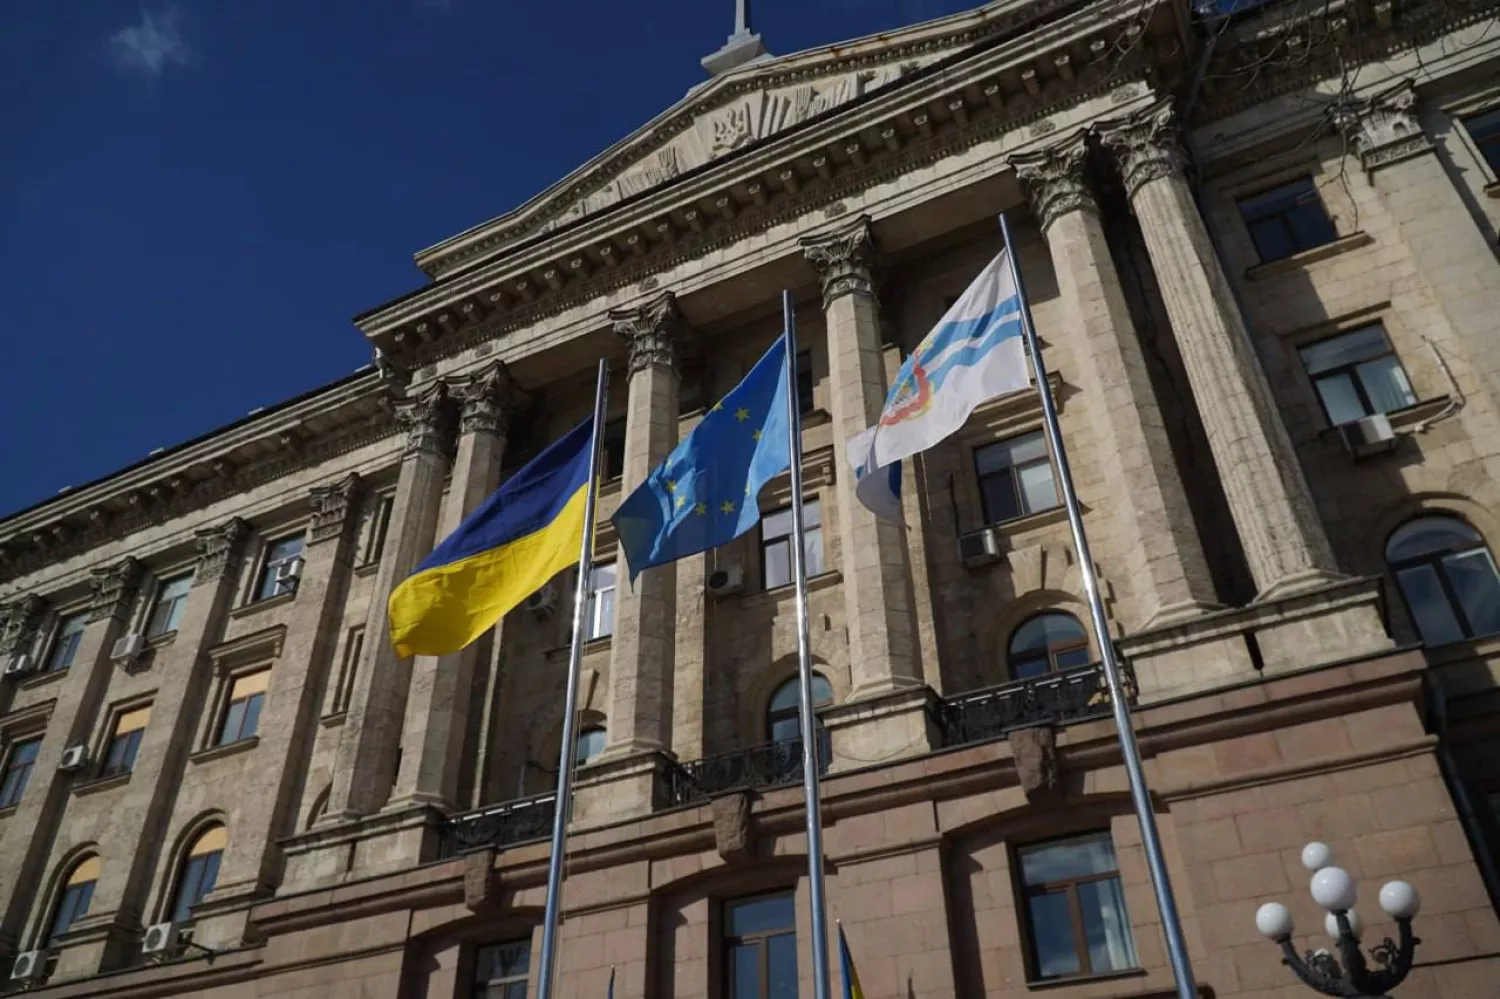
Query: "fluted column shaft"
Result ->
[[801, 217, 920, 697], [1012, 133, 1221, 628], [1099, 101, 1343, 600]]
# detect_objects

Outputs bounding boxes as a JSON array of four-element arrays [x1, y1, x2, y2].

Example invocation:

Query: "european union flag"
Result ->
[[614, 335, 791, 580]]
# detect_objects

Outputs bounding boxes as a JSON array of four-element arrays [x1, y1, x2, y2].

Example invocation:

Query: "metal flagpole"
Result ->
[[781, 289, 834, 999], [535, 359, 610, 999], [998, 214, 1199, 999]]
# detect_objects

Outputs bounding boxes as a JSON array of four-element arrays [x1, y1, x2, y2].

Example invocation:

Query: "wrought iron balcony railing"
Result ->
[[437, 791, 557, 859], [934, 661, 1137, 750], [665, 731, 833, 807]]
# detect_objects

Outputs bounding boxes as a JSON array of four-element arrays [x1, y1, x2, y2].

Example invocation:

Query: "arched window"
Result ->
[[1386, 516, 1500, 645], [1008, 613, 1091, 680], [766, 674, 833, 744], [171, 826, 226, 923], [575, 726, 607, 766], [49, 856, 98, 942]]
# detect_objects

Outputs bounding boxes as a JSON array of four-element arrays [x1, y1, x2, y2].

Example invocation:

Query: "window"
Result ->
[[1465, 107, 1500, 174], [975, 432, 1058, 525], [362, 494, 394, 566], [795, 349, 815, 416], [760, 500, 824, 590], [725, 892, 798, 999], [1018, 831, 1138, 980], [1386, 516, 1500, 645], [1237, 177, 1338, 263], [49, 856, 99, 943], [0, 738, 41, 808], [472, 939, 531, 999], [171, 826, 225, 922], [103, 706, 150, 777], [602, 418, 627, 481], [44, 612, 89, 673], [330, 627, 364, 716], [1009, 613, 1091, 681], [586, 563, 616, 640], [766, 674, 834, 744], [575, 726, 607, 766], [217, 671, 269, 745], [255, 534, 305, 601], [1298, 325, 1417, 426], [147, 575, 192, 637]]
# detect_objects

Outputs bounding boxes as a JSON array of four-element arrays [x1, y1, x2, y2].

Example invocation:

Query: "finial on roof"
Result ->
[[701, 0, 772, 77]]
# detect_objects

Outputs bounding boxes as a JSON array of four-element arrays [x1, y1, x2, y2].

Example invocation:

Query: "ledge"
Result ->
[[190, 736, 259, 765], [73, 771, 132, 796], [146, 630, 178, 650], [1025, 966, 1148, 991], [735, 569, 843, 610], [207, 624, 288, 670], [1244, 231, 1374, 280], [230, 591, 296, 619], [1314, 396, 1453, 441], [0, 803, 17, 820], [545, 634, 614, 662], [320, 710, 348, 728], [354, 561, 381, 578], [1486, 180, 1499, 200], [18, 667, 68, 691]]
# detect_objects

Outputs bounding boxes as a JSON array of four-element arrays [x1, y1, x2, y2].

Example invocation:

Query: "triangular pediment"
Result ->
[[416, 3, 1016, 278]]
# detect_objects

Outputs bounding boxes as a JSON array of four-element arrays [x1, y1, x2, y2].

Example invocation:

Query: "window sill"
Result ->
[[231, 592, 296, 619], [544, 634, 613, 662], [190, 736, 259, 765], [737, 570, 843, 609], [146, 630, 178, 650], [73, 771, 132, 796], [1315, 395, 1453, 440], [981, 505, 1071, 538], [353, 561, 381, 578], [320, 710, 347, 728], [1025, 966, 1146, 991], [18, 668, 69, 691], [0, 804, 17, 819], [1486, 180, 1500, 200], [801, 407, 832, 429], [1244, 231, 1374, 280]]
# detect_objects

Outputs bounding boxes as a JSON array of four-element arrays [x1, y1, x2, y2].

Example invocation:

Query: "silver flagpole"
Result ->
[[535, 359, 610, 999], [782, 290, 833, 999], [998, 214, 1199, 999]]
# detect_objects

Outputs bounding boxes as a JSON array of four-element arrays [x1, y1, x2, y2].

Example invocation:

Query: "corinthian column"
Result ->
[[325, 383, 455, 822], [389, 363, 516, 810], [800, 217, 920, 697], [1098, 101, 1343, 601], [1011, 132, 1220, 628], [600, 293, 684, 760]]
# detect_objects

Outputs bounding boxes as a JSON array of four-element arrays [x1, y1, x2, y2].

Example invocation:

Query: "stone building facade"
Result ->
[[1, 0, 1499, 996]]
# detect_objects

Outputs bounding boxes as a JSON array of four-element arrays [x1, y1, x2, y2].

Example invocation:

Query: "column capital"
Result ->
[[308, 473, 367, 547], [88, 556, 145, 623], [451, 361, 523, 437], [800, 215, 877, 309], [0, 595, 49, 657], [193, 517, 251, 586], [1010, 131, 1097, 232], [394, 382, 458, 458], [1330, 79, 1431, 171], [1097, 98, 1185, 200], [611, 291, 687, 377]]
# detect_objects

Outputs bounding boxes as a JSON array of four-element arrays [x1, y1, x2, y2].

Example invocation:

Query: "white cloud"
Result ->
[[108, 7, 192, 78]]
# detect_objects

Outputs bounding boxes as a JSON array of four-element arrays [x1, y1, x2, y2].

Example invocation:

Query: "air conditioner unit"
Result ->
[[111, 633, 145, 664], [58, 745, 88, 773], [9, 949, 46, 982], [524, 583, 556, 619], [706, 565, 744, 597], [957, 527, 1001, 569], [271, 558, 303, 595], [1338, 413, 1397, 458], [3, 654, 32, 678], [141, 921, 180, 956]]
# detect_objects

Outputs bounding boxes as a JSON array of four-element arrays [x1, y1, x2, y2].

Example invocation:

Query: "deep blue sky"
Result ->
[[0, 1, 974, 517]]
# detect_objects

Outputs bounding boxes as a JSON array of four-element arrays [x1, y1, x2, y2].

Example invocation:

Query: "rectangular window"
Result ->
[[255, 534, 306, 601], [44, 611, 89, 673], [1237, 177, 1338, 263], [586, 563, 616, 640], [1298, 325, 1417, 426], [724, 891, 798, 999], [795, 349, 815, 416], [103, 706, 151, 777], [147, 575, 193, 637], [363, 494, 394, 566], [1018, 831, 1138, 980], [471, 939, 531, 999], [0, 738, 41, 808], [330, 627, 364, 715], [218, 670, 269, 745], [761, 500, 824, 590], [975, 431, 1059, 525], [602, 418, 627, 481], [1465, 107, 1500, 174]]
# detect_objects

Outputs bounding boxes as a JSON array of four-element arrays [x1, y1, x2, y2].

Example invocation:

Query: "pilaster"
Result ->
[[800, 216, 921, 698]]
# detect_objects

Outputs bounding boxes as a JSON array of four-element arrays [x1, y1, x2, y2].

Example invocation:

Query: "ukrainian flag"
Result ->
[[388, 417, 596, 658], [838, 922, 865, 999]]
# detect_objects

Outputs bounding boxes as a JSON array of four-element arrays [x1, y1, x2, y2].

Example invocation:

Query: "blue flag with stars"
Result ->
[[613, 334, 792, 581]]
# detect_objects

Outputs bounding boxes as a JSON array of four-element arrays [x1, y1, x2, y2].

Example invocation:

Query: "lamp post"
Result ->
[[1253, 842, 1422, 998]]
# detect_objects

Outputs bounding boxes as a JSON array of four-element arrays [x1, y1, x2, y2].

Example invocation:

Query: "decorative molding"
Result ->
[[1010, 130, 1097, 231], [451, 361, 522, 437], [611, 292, 687, 376], [309, 473, 367, 546], [1096, 97, 1184, 200], [87, 557, 144, 624], [395, 382, 457, 458], [207, 624, 288, 671], [194, 518, 251, 587], [1330, 79, 1433, 173], [800, 214, 877, 309], [0, 595, 48, 657]]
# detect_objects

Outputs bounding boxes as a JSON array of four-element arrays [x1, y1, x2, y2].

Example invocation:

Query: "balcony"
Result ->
[[437, 791, 556, 859], [933, 662, 1137, 750], [665, 732, 833, 807]]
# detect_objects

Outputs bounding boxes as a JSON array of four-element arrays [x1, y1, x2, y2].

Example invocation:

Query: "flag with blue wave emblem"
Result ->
[[613, 335, 791, 580]]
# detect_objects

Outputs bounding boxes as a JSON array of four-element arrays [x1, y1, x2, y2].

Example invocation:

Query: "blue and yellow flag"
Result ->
[[613, 335, 791, 580], [838, 923, 865, 999], [388, 417, 596, 658]]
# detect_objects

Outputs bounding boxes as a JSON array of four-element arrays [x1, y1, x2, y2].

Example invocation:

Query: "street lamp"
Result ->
[[1253, 842, 1421, 997]]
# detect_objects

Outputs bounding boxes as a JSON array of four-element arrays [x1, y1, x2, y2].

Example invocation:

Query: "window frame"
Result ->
[[170, 825, 226, 923], [601, 418, 627, 482], [254, 533, 306, 602], [1236, 176, 1339, 263], [1386, 516, 1500, 644], [146, 574, 193, 638], [48, 857, 99, 943], [973, 431, 1060, 527], [1014, 831, 1138, 982], [470, 938, 533, 999], [1297, 324, 1417, 427], [794, 349, 815, 416], [102, 704, 151, 777], [759, 498, 824, 590], [43, 611, 90, 673], [216, 669, 269, 746], [0, 736, 42, 808], [574, 726, 607, 767], [723, 890, 798, 999], [585, 562, 617, 641], [1008, 613, 1092, 681], [1462, 105, 1500, 176]]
